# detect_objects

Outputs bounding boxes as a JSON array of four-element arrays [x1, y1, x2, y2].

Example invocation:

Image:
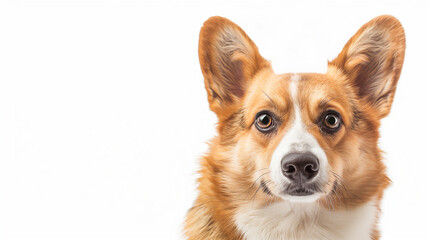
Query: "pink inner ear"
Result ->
[[353, 55, 386, 100], [344, 29, 394, 102], [219, 59, 245, 100]]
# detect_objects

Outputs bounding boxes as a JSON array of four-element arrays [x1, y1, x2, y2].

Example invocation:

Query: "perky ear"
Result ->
[[199, 16, 270, 117], [329, 15, 405, 118]]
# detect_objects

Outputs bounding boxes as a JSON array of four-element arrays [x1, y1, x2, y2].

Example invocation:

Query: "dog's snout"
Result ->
[[281, 152, 319, 182]]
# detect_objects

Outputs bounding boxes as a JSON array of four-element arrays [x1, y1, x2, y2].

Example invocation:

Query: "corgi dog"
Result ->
[[184, 15, 405, 240]]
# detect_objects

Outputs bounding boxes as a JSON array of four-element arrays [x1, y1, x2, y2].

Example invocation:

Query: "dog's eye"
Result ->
[[321, 111, 342, 133], [255, 112, 274, 132], [325, 114, 340, 128]]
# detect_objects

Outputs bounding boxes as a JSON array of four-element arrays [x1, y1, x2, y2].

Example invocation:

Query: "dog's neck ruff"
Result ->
[[235, 200, 377, 240]]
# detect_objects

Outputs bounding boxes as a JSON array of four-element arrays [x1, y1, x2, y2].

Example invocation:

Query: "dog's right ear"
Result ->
[[199, 17, 270, 118], [329, 15, 405, 119]]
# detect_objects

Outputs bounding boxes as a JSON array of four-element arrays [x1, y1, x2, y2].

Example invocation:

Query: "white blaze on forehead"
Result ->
[[270, 74, 328, 202], [289, 74, 304, 135], [289, 73, 300, 99]]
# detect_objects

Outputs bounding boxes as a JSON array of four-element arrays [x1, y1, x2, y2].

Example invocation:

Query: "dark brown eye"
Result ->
[[324, 114, 340, 129], [321, 111, 342, 134], [255, 112, 274, 132]]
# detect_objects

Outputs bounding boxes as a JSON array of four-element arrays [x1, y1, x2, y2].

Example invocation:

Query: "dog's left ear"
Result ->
[[199, 17, 270, 118], [329, 15, 405, 118]]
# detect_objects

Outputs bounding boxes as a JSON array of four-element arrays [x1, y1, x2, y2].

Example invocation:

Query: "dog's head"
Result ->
[[198, 16, 405, 205]]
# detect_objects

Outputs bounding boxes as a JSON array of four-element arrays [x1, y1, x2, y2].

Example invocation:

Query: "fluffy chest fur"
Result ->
[[235, 201, 377, 240]]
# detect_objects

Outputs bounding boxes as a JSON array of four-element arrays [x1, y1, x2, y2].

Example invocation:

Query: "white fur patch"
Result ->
[[235, 200, 377, 240], [269, 74, 329, 202]]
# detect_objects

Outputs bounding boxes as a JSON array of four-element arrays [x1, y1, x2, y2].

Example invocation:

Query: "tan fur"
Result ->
[[185, 16, 405, 240]]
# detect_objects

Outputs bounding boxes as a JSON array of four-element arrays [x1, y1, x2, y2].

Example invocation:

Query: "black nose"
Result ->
[[281, 152, 319, 182]]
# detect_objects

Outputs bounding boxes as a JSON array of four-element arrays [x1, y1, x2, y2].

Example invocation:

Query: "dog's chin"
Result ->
[[281, 191, 322, 203]]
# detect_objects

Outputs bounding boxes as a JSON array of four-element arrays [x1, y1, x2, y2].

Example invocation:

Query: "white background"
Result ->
[[0, 0, 428, 239]]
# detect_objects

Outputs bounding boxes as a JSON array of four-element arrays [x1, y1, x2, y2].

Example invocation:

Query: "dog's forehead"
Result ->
[[248, 72, 338, 106], [295, 73, 340, 104]]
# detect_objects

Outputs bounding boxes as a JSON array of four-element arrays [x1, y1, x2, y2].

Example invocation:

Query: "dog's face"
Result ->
[[198, 16, 405, 205]]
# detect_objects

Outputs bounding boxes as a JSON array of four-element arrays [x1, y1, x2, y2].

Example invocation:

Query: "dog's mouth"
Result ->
[[260, 180, 324, 198], [286, 187, 315, 196], [259, 175, 335, 202], [282, 183, 321, 197]]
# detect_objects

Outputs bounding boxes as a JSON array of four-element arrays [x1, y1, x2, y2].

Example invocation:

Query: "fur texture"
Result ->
[[184, 16, 405, 240]]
